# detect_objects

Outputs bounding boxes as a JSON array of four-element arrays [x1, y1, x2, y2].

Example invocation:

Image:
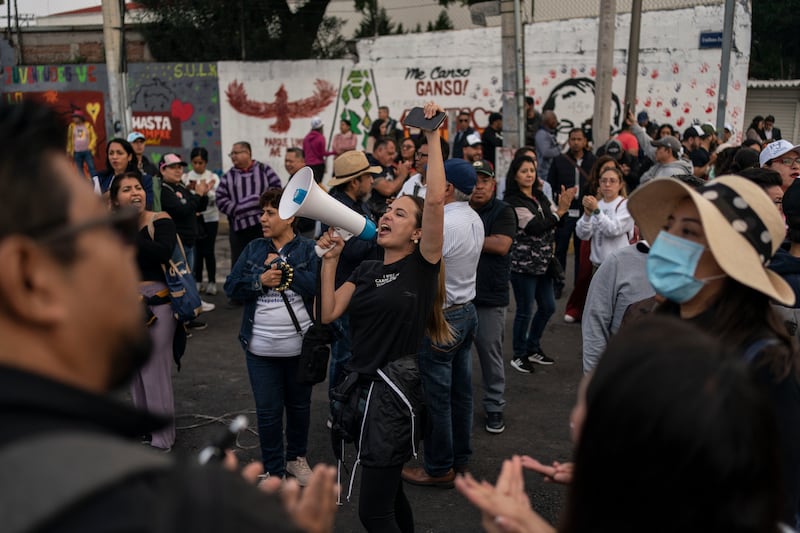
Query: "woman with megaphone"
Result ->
[[317, 101, 450, 533]]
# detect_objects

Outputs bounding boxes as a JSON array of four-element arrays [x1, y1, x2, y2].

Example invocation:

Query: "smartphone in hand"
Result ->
[[403, 107, 446, 131]]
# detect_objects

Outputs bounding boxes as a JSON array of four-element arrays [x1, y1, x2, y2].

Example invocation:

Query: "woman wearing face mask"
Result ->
[[628, 175, 800, 526]]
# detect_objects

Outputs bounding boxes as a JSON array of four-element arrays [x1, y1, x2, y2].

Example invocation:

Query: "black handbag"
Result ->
[[280, 262, 334, 385], [546, 256, 565, 282]]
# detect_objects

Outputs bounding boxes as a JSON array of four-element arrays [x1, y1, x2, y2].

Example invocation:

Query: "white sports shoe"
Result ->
[[286, 456, 313, 486], [205, 282, 218, 296], [200, 300, 216, 313]]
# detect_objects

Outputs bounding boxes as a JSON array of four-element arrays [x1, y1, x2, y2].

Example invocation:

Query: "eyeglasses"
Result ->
[[228, 150, 248, 157], [777, 157, 800, 166], [415, 152, 429, 159], [28, 207, 140, 248]]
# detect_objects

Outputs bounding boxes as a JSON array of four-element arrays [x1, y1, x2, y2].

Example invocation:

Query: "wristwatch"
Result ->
[[592, 208, 601, 216]]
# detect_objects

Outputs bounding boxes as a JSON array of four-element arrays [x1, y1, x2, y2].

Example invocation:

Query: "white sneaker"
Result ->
[[200, 300, 216, 313], [286, 456, 313, 486], [197, 282, 205, 293], [206, 282, 217, 296], [563, 314, 576, 323]]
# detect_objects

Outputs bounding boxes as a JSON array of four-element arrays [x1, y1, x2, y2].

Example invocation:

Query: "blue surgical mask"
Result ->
[[646, 231, 725, 303]]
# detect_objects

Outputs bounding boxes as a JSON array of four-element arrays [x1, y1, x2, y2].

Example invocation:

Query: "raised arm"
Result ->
[[419, 102, 445, 264], [316, 229, 356, 323]]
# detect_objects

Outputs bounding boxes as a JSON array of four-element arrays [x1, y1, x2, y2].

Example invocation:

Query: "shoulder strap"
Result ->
[[280, 291, 303, 334], [147, 212, 156, 240], [0, 432, 171, 533]]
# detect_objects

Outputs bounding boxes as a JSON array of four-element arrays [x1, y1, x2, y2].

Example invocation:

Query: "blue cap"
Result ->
[[444, 158, 477, 195]]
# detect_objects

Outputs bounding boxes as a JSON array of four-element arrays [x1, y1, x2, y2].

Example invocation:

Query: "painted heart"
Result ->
[[85, 102, 101, 123], [676, 117, 685, 127], [151, 153, 162, 164], [170, 99, 194, 121]]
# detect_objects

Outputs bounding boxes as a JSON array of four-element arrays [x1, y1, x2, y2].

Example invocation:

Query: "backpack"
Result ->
[[0, 432, 171, 533]]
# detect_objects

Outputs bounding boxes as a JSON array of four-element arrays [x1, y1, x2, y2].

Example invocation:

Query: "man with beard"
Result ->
[[0, 101, 336, 532]]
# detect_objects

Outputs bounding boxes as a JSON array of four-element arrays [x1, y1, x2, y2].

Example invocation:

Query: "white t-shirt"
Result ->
[[399, 173, 426, 198], [249, 286, 312, 357], [182, 170, 220, 222]]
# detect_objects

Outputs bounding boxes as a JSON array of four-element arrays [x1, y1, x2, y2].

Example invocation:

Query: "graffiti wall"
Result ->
[[521, 2, 751, 142], [217, 60, 351, 183], [1, 64, 111, 174], [128, 62, 222, 174], [356, 1, 750, 144], [0, 0, 751, 183]]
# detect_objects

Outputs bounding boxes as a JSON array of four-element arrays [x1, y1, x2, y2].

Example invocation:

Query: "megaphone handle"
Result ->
[[315, 243, 335, 258], [314, 228, 354, 258]]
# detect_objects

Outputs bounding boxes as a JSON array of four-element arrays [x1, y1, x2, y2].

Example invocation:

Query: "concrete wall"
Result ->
[[128, 62, 223, 174], [2, 63, 112, 169], [2, 1, 751, 181], [217, 2, 750, 174]]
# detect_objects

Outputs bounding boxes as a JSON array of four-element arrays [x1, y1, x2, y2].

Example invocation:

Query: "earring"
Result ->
[[413, 238, 419, 244]]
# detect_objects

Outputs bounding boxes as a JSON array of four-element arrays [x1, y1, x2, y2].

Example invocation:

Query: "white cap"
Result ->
[[724, 122, 734, 133], [310, 116, 323, 129], [464, 132, 482, 147], [760, 139, 800, 167]]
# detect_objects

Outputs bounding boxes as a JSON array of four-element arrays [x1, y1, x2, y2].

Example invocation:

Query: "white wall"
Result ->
[[218, 1, 751, 177]]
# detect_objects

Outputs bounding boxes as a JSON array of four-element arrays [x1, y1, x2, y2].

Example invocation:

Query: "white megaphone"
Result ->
[[279, 166, 377, 242]]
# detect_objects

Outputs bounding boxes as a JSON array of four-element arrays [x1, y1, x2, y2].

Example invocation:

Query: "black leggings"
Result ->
[[194, 220, 218, 283], [359, 465, 414, 533]]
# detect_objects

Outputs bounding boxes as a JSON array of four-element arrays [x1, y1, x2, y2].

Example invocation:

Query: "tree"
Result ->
[[134, 0, 481, 61], [427, 10, 454, 32], [749, 0, 799, 79], [353, 2, 396, 39], [135, 0, 333, 61], [312, 16, 349, 59]]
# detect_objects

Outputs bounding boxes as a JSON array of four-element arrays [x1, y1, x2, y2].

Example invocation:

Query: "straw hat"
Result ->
[[328, 151, 382, 187], [628, 175, 794, 306]]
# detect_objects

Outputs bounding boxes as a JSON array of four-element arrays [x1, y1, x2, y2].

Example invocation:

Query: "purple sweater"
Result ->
[[216, 161, 281, 232]]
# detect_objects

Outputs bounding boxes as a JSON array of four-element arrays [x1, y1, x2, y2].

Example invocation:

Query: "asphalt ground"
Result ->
[[164, 225, 584, 532]]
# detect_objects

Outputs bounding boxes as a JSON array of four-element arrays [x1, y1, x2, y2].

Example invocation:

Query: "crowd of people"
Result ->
[[3, 93, 800, 533]]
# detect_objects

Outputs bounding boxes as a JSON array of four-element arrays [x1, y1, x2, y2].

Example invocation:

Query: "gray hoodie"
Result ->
[[639, 158, 694, 184]]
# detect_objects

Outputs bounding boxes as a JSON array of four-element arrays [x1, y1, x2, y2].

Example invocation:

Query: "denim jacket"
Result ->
[[224, 235, 319, 351]]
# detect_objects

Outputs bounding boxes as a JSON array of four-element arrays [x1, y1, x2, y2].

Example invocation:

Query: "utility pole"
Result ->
[[500, 0, 524, 150], [102, 0, 128, 134], [592, 0, 616, 148], [716, 0, 735, 134], [624, 0, 642, 120]]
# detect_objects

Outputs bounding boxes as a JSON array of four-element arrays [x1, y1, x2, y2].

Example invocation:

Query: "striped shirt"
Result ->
[[216, 161, 281, 232]]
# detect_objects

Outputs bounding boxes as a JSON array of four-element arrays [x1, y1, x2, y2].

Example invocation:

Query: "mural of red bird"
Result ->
[[225, 79, 337, 133]]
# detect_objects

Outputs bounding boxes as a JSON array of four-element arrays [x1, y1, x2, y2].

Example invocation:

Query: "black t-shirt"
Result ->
[[346, 248, 439, 375], [136, 217, 177, 282], [475, 199, 516, 307]]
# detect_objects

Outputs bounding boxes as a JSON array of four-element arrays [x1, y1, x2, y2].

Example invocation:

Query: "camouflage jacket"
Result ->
[[505, 189, 559, 276]]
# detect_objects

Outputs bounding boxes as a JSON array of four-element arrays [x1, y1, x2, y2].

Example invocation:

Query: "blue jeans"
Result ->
[[245, 352, 312, 476], [74, 150, 96, 177], [510, 272, 556, 357], [328, 313, 351, 400], [554, 216, 581, 286], [419, 302, 477, 476]]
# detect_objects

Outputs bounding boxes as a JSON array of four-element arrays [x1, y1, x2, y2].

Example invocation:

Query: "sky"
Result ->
[[24, 0, 99, 17]]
